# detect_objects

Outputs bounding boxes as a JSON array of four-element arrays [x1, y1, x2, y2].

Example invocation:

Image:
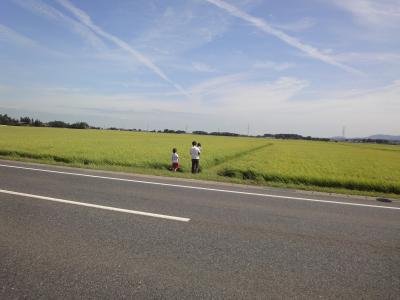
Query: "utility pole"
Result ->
[[247, 123, 250, 136], [342, 126, 346, 139]]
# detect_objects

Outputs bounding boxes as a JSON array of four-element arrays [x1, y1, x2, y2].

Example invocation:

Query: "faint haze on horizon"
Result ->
[[0, 0, 399, 137]]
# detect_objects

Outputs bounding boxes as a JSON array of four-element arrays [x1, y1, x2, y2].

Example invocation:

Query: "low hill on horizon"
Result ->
[[366, 134, 400, 141], [331, 134, 400, 141]]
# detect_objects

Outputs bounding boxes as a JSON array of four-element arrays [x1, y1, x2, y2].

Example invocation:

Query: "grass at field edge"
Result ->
[[1, 155, 399, 200]]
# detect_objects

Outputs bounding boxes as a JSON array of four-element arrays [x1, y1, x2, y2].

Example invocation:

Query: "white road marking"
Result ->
[[0, 163, 399, 210], [0, 189, 190, 222]]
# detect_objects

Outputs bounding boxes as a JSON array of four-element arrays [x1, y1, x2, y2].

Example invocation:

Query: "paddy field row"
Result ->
[[1, 126, 399, 197]]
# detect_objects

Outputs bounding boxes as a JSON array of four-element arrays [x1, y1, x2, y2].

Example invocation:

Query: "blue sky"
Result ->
[[0, 0, 399, 137]]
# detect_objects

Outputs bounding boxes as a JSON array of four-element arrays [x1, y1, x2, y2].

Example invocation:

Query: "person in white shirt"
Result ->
[[171, 148, 179, 171], [190, 141, 201, 173]]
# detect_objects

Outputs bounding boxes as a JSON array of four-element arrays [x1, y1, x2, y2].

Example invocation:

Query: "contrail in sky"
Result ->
[[13, 0, 187, 96], [12, 0, 105, 49], [56, 0, 188, 96], [206, 0, 363, 75], [0, 23, 65, 57]]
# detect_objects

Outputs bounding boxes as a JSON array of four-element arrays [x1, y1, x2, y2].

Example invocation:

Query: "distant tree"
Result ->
[[1, 113, 97, 130], [48, 120, 69, 128], [0, 114, 19, 125], [33, 119, 43, 127], [20, 116, 32, 124], [162, 129, 186, 134], [69, 122, 89, 129], [210, 132, 239, 137], [275, 134, 303, 140], [193, 131, 208, 135], [163, 129, 175, 133]]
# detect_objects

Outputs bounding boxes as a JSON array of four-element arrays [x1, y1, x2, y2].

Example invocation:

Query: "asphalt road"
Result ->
[[1, 160, 399, 299]]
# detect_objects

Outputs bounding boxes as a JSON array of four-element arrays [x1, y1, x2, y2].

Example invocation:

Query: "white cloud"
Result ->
[[187, 74, 309, 114], [218, 77, 308, 112], [192, 62, 217, 73], [206, 0, 362, 75], [253, 61, 294, 71], [329, 0, 400, 28], [189, 73, 248, 98], [134, 4, 230, 56], [1, 74, 307, 116], [292, 80, 400, 136], [335, 52, 400, 64], [159, 61, 218, 74], [2, 76, 399, 136], [273, 17, 316, 32]]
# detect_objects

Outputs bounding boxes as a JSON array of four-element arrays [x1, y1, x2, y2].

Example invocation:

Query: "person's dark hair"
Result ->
[[197, 142, 201, 147], [192, 141, 197, 146], [172, 148, 177, 153]]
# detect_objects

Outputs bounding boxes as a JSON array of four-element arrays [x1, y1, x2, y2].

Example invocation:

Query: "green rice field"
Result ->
[[1, 126, 399, 198]]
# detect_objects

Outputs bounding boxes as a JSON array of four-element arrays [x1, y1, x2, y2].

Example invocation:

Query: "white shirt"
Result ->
[[190, 146, 200, 159], [172, 153, 179, 163]]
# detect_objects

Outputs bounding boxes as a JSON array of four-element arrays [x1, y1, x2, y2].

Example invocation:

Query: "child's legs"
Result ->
[[191, 159, 196, 173]]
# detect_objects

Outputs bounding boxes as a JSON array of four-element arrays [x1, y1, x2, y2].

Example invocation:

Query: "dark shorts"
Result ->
[[191, 159, 199, 173]]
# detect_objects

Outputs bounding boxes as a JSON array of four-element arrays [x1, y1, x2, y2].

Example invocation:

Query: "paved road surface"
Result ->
[[1, 160, 399, 299]]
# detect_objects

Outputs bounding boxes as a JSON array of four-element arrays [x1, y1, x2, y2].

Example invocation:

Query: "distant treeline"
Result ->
[[0, 114, 94, 129], [1, 113, 398, 144], [193, 130, 399, 144], [160, 129, 186, 134], [260, 133, 399, 144], [109, 128, 186, 134], [192, 131, 330, 140], [348, 138, 400, 145], [260, 133, 330, 141], [193, 131, 241, 136]]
